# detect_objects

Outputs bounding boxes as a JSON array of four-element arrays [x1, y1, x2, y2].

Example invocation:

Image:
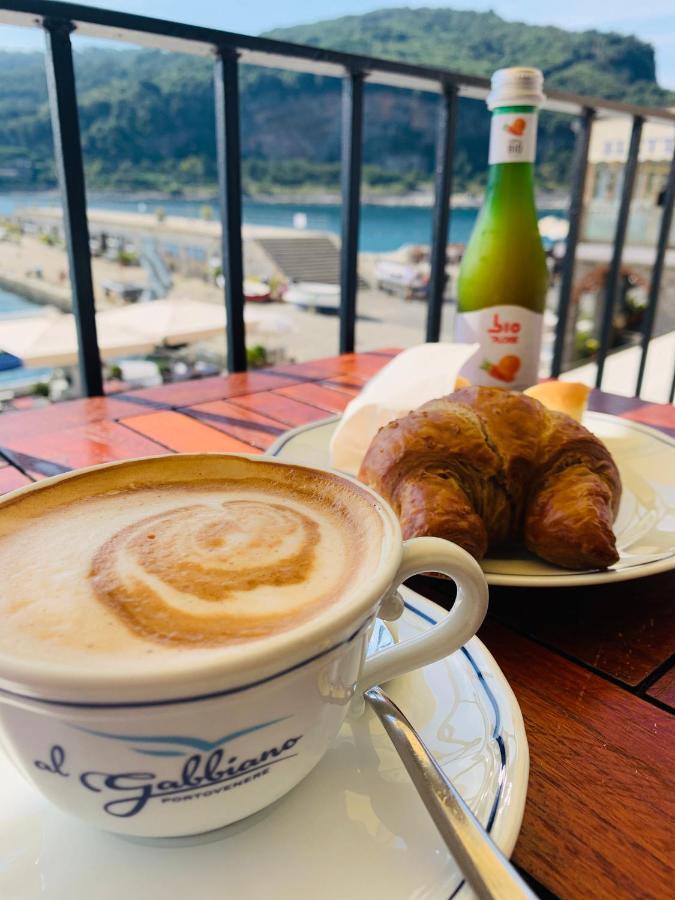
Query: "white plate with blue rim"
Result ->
[[0, 588, 528, 900], [269, 412, 675, 587]]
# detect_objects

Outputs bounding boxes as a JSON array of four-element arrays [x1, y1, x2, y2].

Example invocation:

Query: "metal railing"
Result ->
[[2, 0, 675, 400]]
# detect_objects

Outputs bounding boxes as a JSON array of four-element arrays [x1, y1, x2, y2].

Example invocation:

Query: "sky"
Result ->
[[1, 0, 674, 89]]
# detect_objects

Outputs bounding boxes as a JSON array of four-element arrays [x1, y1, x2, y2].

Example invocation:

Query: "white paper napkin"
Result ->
[[329, 342, 479, 474]]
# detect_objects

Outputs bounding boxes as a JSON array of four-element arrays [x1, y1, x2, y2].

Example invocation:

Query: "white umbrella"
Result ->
[[244, 309, 294, 336], [97, 299, 227, 347], [0, 310, 155, 368], [538, 215, 569, 241], [1, 301, 295, 369], [99, 298, 290, 345]]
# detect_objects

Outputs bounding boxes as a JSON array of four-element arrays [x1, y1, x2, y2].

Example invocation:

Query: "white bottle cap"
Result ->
[[486, 67, 545, 110]]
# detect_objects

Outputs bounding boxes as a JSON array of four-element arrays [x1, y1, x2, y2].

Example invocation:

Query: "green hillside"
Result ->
[[269, 7, 666, 100], [0, 6, 672, 195]]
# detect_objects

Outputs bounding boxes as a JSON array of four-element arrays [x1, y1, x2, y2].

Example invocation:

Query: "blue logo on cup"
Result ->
[[76, 716, 291, 757], [34, 717, 302, 818]]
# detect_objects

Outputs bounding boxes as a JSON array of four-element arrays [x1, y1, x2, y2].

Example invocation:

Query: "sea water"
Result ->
[[0, 192, 568, 253], [0, 191, 493, 253]]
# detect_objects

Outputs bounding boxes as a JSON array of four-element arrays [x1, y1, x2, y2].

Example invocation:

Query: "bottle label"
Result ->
[[488, 112, 537, 164], [455, 305, 543, 390]]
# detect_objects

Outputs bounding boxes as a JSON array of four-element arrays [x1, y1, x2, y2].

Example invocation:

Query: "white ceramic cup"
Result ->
[[0, 454, 488, 838]]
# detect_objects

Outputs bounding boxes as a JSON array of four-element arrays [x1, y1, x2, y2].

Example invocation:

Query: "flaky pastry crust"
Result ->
[[359, 386, 621, 570]]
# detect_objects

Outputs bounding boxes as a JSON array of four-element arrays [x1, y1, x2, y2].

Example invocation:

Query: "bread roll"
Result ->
[[523, 381, 591, 422]]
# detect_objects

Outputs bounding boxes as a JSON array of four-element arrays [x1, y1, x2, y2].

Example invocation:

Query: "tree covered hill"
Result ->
[[269, 7, 667, 103], [0, 6, 672, 195]]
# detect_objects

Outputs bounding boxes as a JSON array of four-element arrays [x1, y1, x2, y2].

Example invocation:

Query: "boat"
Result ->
[[374, 259, 429, 299], [282, 282, 340, 313], [0, 351, 22, 372], [244, 279, 272, 303], [213, 276, 272, 302]]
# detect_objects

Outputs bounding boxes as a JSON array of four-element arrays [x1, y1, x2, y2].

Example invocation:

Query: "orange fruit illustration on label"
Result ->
[[504, 118, 526, 136], [481, 355, 521, 382]]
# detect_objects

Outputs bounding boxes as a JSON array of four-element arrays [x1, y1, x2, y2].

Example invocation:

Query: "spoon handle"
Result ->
[[364, 686, 537, 900]]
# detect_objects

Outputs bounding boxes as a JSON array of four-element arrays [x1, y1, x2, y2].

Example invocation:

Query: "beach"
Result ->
[[0, 225, 460, 367]]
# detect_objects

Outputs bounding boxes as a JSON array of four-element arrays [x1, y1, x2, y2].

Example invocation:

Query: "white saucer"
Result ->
[[270, 412, 675, 587], [0, 590, 528, 900]]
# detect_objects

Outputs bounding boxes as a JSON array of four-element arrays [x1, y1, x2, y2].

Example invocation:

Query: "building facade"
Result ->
[[583, 116, 675, 246]]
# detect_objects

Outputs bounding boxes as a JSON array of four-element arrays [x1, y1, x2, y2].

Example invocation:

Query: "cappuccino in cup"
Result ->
[[0, 457, 383, 671], [0, 454, 487, 838]]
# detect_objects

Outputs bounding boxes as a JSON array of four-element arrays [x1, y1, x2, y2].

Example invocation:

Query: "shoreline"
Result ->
[[1, 188, 570, 210], [246, 191, 568, 209], [0, 272, 71, 312]]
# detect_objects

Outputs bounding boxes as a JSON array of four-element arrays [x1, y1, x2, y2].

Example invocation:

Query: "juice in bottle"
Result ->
[[455, 67, 549, 390]]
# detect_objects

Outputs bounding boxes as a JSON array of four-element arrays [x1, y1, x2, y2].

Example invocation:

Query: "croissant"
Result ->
[[358, 386, 622, 570]]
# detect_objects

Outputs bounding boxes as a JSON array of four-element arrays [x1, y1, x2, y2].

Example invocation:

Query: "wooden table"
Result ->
[[0, 349, 673, 899]]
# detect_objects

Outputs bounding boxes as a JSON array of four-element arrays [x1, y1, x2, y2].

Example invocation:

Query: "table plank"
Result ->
[[487, 575, 675, 687], [0, 466, 32, 494], [319, 373, 370, 395], [119, 411, 261, 454], [646, 666, 675, 709], [122, 370, 302, 407], [0, 421, 170, 473], [479, 620, 675, 900], [183, 401, 286, 450], [274, 382, 352, 413], [227, 392, 331, 427], [265, 357, 356, 380], [270, 351, 393, 380], [361, 347, 401, 357], [0, 396, 154, 439], [622, 403, 675, 436], [586, 390, 645, 417]]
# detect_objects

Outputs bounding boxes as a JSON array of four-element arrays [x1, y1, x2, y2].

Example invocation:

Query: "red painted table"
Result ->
[[0, 349, 673, 899]]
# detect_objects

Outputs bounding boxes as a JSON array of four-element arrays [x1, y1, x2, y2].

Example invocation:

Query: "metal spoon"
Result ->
[[365, 686, 537, 900]]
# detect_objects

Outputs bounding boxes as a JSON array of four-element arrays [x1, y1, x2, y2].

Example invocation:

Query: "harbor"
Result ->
[[0, 204, 466, 402], [1, 196, 674, 406]]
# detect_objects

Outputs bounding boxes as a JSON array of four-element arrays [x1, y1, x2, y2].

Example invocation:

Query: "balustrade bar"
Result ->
[[551, 107, 595, 378], [595, 115, 643, 388], [339, 70, 365, 354], [43, 17, 103, 396], [426, 84, 458, 343], [214, 47, 246, 372], [635, 147, 675, 396]]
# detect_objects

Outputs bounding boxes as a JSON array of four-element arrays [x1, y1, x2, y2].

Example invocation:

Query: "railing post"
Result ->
[[635, 145, 675, 397], [551, 107, 595, 377], [595, 115, 643, 388], [214, 46, 246, 372], [339, 69, 365, 355], [426, 83, 458, 343], [43, 18, 103, 397]]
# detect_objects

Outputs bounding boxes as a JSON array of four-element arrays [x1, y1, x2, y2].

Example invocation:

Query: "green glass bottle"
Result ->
[[456, 68, 548, 390]]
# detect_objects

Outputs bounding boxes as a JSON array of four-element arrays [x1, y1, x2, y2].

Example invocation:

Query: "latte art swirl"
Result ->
[[90, 500, 322, 645], [0, 461, 384, 667]]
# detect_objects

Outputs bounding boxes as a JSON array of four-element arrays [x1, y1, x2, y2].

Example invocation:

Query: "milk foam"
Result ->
[[0, 465, 383, 670]]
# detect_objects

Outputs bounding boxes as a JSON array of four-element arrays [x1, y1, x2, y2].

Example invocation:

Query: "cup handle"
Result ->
[[356, 537, 488, 695]]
